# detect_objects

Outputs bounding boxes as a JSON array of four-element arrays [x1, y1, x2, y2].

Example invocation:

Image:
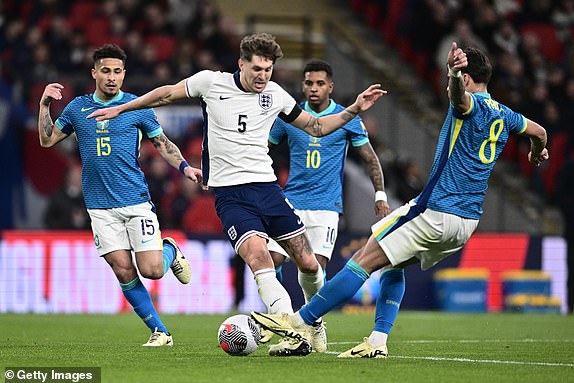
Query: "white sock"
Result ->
[[297, 268, 324, 304], [254, 268, 293, 315], [291, 312, 306, 327], [368, 331, 388, 347]]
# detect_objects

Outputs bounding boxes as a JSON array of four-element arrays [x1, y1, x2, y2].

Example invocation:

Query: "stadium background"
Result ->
[[0, 0, 571, 314]]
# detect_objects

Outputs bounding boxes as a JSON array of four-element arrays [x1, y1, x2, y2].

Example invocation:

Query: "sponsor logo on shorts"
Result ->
[[94, 234, 101, 248]]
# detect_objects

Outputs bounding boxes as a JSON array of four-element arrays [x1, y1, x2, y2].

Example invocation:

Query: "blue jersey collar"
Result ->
[[234, 70, 249, 92], [93, 90, 124, 105], [303, 99, 336, 117], [474, 91, 491, 98]]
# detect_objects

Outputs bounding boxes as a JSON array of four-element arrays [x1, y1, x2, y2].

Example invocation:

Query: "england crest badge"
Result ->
[[259, 93, 273, 110]]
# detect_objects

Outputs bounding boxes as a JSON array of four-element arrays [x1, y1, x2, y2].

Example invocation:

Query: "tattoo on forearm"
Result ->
[[42, 112, 53, 137], [151, 134, 184, 163], [358, 145, 384, 190], [368, 161, 384, 190], [304, 116, 324, 137], [343, 108, 358, 120]]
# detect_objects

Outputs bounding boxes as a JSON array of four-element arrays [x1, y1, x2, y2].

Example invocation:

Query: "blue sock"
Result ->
[[373, 268, 405, 334], [275, 265, 283, 284], [121, 278, 168, 334], [299, 260, 369, 325], [162, 241, 176, 275]]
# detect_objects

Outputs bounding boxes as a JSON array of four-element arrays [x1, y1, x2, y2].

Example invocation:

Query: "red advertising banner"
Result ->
[[0, 231, 264, 314]]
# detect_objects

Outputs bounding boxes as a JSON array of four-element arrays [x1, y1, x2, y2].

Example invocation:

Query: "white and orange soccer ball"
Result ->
[[218, 314, 261, 356]]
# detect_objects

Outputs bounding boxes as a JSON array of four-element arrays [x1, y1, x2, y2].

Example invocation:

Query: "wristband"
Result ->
[[375, 191, 387, 202], [179, 160, 189, 175], [448, 67, 461, 78]]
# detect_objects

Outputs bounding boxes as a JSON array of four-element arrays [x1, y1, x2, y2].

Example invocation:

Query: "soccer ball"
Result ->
[[218, 314, 261, 356]]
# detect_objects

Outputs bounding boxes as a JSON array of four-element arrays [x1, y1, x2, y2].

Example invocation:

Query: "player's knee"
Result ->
[[139, 264, 164, 280], [112, 267, 138, 284], [298, 259, 319, 274]]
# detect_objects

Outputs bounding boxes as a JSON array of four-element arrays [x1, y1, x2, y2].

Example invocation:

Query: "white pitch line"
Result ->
[[390, 355, 574, 367], [330, 339, 574, 345], [324, 351, 574, 367]]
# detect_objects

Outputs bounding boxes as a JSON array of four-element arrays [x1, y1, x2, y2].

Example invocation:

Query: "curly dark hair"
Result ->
[[239, 33, 283, 63]]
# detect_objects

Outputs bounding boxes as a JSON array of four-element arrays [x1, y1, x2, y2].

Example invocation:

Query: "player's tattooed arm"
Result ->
[[150, 133, 186, 167], [150, 132, 203, 183], [302, 115, 325, 137], [293, 85, 385, 137], [41, 110, 54, 137], [299, 109, 357, 137], [356, 142, 390, 217], [38, 83, 68, 148], [356, 143, 384, 192]]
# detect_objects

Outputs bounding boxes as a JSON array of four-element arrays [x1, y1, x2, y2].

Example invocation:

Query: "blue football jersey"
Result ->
[[55, 91, 163, 209], [416, 92, 527, 219], [269, 100, 369, 213]]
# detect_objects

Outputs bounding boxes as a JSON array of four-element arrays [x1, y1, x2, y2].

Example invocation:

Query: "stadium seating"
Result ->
[[520, 23, 564, 63]]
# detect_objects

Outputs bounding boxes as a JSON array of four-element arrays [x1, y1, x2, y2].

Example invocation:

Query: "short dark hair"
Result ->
[[303, 59, 333, 79], [92, 44, 127, 67], [461, 47, 492, 84], [239, 33, 283, 63]]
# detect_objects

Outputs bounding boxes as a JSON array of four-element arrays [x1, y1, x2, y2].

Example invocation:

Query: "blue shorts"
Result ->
[[213, 182, 305, 253]]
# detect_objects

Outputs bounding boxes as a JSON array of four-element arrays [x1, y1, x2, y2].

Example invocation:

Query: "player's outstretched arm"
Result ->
[[38, 83, 69, 148], [291, 84, 387, 137], [149, 132, 202, 183], [88, 80, 188, 122], [523, 118, 549, 166]]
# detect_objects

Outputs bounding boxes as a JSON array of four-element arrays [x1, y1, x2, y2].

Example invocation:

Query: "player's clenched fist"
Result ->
[[40, 83, 64, 106]]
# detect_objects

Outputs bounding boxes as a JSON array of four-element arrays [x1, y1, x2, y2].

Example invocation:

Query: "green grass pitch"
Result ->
[[1, 311, 573, 383]]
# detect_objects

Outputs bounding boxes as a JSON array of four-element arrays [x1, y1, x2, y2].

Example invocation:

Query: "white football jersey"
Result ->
[[185, 70, 298, 187]]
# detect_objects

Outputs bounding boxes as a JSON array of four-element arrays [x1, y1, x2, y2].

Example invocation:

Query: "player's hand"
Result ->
[[375, 200, 391, 218], [355, 84, 387, 112], [40, 83, 64, 107], [528, 147, 549, 166], [447, 42, 467, 72], [183, 166, 203, 183], [87, 106, 121, 121]]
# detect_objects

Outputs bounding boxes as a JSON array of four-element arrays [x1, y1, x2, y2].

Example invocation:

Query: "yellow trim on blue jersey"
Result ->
[[462, 93, 474, 115], [518, 115, 527, 134], [373, 213, 403, 240], [449, 118, 463, 156], [137, 129, 142, 158]]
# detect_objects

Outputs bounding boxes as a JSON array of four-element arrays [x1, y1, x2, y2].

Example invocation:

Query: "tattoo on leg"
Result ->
[[282, 235, 314, 260]]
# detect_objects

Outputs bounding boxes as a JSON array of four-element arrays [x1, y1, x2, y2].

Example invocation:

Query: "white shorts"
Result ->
[[268, 209, 339, 260], [87, 202, 163, 256], [371, 201, 479, 270]]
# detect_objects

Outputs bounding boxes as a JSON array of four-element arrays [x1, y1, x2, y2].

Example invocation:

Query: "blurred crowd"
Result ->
[[351, 0, 574, 206], [5, 0, 571, 233], [0, 0, 241, 232]]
